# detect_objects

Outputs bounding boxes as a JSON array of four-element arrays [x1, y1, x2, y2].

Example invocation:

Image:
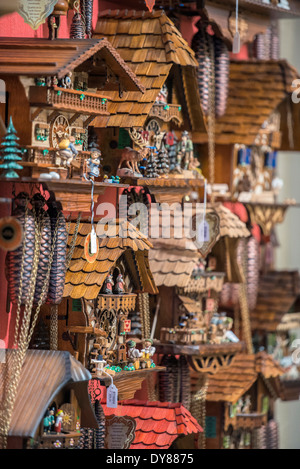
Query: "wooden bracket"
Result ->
[[69, 113, 81, 126], [31, 107, 43, 122], [47, 110, 60, 124], [83, 115, 95, 128]]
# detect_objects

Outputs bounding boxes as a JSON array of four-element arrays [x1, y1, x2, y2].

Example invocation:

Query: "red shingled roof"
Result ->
[[102, 400, 202, 449]]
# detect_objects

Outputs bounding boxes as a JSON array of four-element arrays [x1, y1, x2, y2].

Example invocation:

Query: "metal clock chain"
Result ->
[[208, 34, 216, 202], [0, 208, 60, 448], [66, 212, 82, 269]]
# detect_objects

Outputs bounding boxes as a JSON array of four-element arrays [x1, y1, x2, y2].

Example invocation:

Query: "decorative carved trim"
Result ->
[[246, 202, 290, 236], [149, 102, 183, 124], [97, 294, 137, 313]]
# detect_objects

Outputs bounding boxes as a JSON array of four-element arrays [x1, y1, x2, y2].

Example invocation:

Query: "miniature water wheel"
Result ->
[[98, 309, 117, 351]]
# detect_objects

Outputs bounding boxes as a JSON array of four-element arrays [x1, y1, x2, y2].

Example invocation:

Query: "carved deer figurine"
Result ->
[[118, 129, 149, 176]]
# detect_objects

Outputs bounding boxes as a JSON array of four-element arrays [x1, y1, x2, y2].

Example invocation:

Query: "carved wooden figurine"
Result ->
[[177, 131, 195, 171], [85, 148, 102, 180], [101, 273, 114, 295], [141, 338, 156, 369], [91, 353, 107, 378], [54, 410, 64, 434], [117, 128, 149, 177], [58, 136, 78, 172], [113, 273, 125, 295], [127, 340, 142, 370], [117, 146, 149, 177]]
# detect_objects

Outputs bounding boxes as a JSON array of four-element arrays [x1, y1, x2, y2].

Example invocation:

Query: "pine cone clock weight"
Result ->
[[70, 11, 85, 39], [192, 21, 229, 118], [31, 194, 52, 304], [46, 199, 68, 305], [80, 0, 94, 38], [5, 193, 35, 305]]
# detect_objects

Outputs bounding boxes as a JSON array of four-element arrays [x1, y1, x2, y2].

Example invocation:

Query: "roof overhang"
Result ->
[[0, 38, 145, 94]]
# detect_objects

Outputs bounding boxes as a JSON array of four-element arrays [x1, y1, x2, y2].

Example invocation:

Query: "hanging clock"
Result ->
[[50, 114, 70, 148], [98, 309, 117, 351]]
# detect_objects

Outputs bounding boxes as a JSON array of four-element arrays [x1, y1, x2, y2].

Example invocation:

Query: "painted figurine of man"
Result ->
[[127, 340, 142, 369], [142, 338, 156, 361], [91, 353, 107, 378], [177, 131, 194, 171]]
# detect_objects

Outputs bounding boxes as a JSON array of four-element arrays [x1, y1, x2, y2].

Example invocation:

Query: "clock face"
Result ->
[[146, 119, 160, 134], [98, 309, 117, 351], [50, 114, 70, 148]]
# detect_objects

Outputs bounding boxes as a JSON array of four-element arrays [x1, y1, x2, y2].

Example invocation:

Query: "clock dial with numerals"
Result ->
[[146, 119, 160, 134], [50, 114, 70, 149], [98, 309, 117, 351]]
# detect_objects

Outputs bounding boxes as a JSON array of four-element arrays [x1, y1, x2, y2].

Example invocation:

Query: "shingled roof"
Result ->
[[102, 400, 202, 449], [251, 270, 300, 332], [212, 203, 250, 238], [0, 350, 97, 440], [148, 205, 201, 288], [204, 352, 284, 403], [0, 37, 144, 93], [63, 219, 157, 299], [148, 203, 249, 288], [93, 9, 205, 130], [212, 60, 299, 145]]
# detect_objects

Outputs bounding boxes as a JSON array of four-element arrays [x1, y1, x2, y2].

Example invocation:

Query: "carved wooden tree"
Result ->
[[156, 144, 170, 176], [145, 151, 159, 178], [0, 117, 23, 179]]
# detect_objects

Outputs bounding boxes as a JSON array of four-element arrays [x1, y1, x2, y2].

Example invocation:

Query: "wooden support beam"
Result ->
[[83, 115, 95, 128], [47, 110, 60, 124], [30, 107, 43, 121], [69, 113, 81, 126]]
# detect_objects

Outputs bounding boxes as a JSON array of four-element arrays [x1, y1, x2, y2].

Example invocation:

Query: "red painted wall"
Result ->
[[0, 2, 100, 39]]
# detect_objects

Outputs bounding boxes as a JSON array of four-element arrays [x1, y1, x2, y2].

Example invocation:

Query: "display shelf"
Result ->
[[97, 366, 166, 400]]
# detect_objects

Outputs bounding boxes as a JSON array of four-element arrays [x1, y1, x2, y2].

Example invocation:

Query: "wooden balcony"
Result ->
[[149, 102, 183, 124], [178, 272, 226, 295], [97, 294, 137, 313], [155, 342, 245, 375], [225, 411, 268, 431], [29, 86, 110, 115]]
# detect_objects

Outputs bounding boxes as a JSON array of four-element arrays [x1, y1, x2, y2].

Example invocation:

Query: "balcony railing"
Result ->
[[29, 86, 109, 115], [149, 102, 183, 124]]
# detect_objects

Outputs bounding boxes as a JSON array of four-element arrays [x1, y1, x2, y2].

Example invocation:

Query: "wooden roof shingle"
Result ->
[[0, 37, 145, 94], [64, 219, 157, 299], [212, 60, 299, 145], [93, 9, 205, 130], [251, 270, 300, 332], [204, 352, 284, 403]]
